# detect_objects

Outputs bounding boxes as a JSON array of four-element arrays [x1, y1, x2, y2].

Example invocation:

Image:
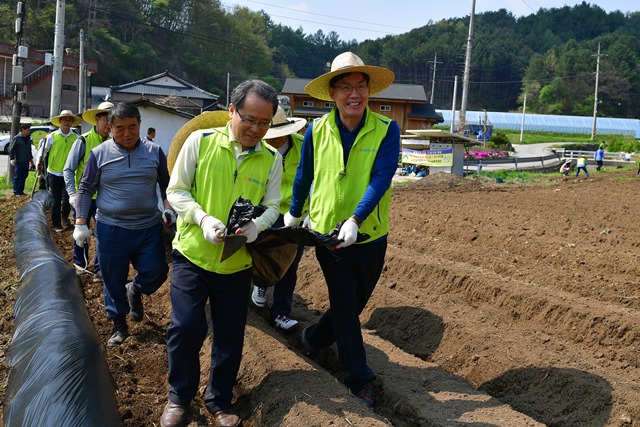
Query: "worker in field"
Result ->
[[575, 155, 589, 178]]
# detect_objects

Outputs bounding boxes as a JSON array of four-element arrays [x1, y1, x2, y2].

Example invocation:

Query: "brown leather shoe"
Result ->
[[212, 408, 242, 427], [160, 401, 188, 427]]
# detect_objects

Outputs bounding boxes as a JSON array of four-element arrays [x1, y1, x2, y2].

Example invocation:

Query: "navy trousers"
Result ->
[[306, 237, 387, 393], [167, 251, 252, 414], [12, 162, 29, 195], [96, 221, 168, 319]]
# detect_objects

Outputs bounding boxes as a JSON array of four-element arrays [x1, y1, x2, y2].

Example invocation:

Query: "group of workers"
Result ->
[[13, 51, 400, 427]]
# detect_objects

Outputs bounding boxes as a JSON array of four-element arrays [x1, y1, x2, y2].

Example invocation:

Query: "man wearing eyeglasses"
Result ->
[[284, 52, 400, 409], [162, 79, 282, 427]]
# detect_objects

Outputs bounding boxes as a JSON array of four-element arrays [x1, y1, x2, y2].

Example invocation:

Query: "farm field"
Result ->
[[1, 169, 639, 426]]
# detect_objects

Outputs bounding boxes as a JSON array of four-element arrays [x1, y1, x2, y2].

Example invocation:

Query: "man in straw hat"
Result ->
[[36, 109, 81, 232], [73, 102, 174, 348], [162, 79, 282, 427], [64, 101, 114, 283], [250, 106, 307, 332], [284, 51, 401, 408]]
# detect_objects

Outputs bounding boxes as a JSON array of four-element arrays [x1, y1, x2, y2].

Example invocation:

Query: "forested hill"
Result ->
[[0, 1, 638, 117]]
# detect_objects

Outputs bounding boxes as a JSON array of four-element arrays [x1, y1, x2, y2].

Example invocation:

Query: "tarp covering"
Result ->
[[3, 190, 122, 427]]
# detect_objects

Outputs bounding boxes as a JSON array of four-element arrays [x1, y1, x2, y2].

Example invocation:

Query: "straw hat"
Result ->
[[263, 106, 306, 140], [51, 109, 82, 127], [304, 52, 395, 101], [167, 110, 231, 174], [82, 101, 115, 125]]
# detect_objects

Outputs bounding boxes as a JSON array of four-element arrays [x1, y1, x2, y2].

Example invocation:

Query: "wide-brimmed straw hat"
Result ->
[[263, 106, 306, 140], [51, 109, 82, 127], [82, 101, 115, 125], [167, 110, 231, 174], [304, 52, 395, 101]]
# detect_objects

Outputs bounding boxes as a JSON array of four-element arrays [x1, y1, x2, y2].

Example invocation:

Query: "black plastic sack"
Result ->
[[247, 233, 298, 287], [4, 190, 122, 427]]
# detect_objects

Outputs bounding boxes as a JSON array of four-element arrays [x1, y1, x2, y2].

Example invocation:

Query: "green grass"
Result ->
[[0, 171, 38, 192]]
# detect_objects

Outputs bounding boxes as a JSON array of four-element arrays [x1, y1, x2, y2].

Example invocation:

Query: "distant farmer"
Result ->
[[575, 155, 589, 178], [594, 144, 605, 171], [560, 159, 571, 176]]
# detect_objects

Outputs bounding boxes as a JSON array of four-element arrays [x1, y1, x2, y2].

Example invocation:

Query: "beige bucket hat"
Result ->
[[51, 109, 82, 127], [82, 101, 115, 125], [167, 110, 231, 174], [263, 106, 306, 140], [304, 52, 395, 101]]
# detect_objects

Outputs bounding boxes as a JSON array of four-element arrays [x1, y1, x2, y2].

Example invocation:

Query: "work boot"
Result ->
[[107, 315, 129, 347], [212, 408, 241, 427], [160, 400, 189, 427], [126, 282, 144, 322], [355, 381, 375, 408]]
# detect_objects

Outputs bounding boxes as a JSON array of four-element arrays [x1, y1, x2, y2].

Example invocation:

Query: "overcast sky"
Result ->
[[224, 0, 637, 42]]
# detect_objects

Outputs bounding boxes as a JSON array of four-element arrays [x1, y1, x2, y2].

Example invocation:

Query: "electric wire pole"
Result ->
[[591, 43, 606, 140], [427, 53, 442, 105], [458, 0, 476, 134], [8, 2, 27, 184], [50, 0, 66, 118]]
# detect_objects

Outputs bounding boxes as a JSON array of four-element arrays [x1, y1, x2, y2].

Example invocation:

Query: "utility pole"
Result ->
[[50, 0, 66, 118], [427, 53, 442, 104], [450, 75, 458, 133], [78, 29, 86, 114], [458, 0, 475, 134], [8, 1, 27, 184], [520, 93, 527, 142], [591, 43, 606, 140]]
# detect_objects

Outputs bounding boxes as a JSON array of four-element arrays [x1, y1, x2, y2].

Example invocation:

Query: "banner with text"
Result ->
[[401, 148, 453, 167]]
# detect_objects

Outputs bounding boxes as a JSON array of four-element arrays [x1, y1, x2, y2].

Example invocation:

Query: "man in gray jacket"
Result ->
[[73, 102, 176, 346]]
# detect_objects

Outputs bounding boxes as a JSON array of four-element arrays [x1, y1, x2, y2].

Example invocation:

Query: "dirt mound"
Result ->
[[1, 169, 639, 426]]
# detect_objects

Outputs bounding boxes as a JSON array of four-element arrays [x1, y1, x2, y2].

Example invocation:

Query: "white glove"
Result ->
[[68, 193, 76, 210], [284, 212, 302, 227], [10, 159, 16, 166], [200, 215, 225, 245], [237, 219, 258, 243], [335, 218, 359, 249], [73, 224, 91, 248], [302, 215, 311, 228], [162, 209, 177, 226]]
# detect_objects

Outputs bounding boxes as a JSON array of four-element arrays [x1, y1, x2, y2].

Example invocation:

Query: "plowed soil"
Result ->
[[1, 169, 639, 427]]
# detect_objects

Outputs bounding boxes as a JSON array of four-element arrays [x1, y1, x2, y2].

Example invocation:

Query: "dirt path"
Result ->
[[1, 169, 639, 426]]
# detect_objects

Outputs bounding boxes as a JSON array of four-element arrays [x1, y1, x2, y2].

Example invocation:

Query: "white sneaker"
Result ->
[[251, 285, 267, 307], [273, 314, 298, 331]]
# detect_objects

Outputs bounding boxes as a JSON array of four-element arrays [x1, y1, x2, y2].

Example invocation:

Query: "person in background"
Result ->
[[575, 155, 589, 178], [161, 79, 281, 427], [250, 106, 307, 332], [146, 127, 156, 142], [64, 101, 114, 283], [36, 110, 81, 232], [594, 143, 605, 171], [73, 102, 176, 347], [284, 52, 400, 409], [560, 159, 572, 176], [9, 123, 33, 196]]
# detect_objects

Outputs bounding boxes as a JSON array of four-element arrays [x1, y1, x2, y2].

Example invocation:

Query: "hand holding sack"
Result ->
[[335, 218, 359, 249], [284, 212, 301, 227], [237, 219, 258, 243]]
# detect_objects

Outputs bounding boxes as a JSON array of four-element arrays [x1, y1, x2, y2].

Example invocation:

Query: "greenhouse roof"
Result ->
[[437, 110, 640, 138]]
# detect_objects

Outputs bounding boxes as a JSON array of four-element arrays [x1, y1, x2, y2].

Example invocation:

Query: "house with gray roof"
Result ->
[[281, 77, 443, 132], [109, 71, 220, 116]]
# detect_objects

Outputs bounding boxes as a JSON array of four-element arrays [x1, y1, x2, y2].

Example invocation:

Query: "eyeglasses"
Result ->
[[334, 83, 369, 95], [236, 110, 271, 129]]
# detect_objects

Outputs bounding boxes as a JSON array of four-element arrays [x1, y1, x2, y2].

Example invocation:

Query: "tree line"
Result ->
[[1, 0, 638, 118]]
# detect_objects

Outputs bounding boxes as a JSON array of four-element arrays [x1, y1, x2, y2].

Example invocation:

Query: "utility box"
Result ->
[[44, 53, 53, 65], [17, 45, 28, 59], [12, 65, 23, 84]]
